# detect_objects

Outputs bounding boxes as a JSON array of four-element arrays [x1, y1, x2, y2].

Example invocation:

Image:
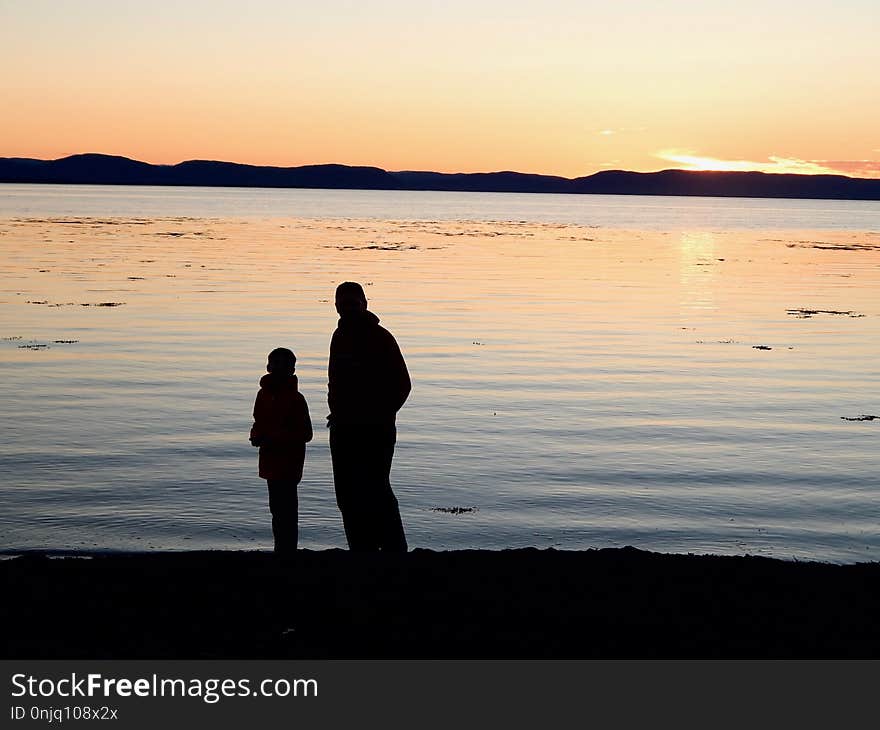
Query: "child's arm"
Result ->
[[284, 395, 312, 443], [301, 396, 313, 443], [249, 390, 266, 447]]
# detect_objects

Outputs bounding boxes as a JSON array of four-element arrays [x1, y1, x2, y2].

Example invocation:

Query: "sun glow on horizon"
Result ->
[[654, 151, 880, 179]]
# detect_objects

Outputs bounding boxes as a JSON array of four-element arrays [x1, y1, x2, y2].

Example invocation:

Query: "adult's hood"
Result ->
[[337, 310, 380, 330]]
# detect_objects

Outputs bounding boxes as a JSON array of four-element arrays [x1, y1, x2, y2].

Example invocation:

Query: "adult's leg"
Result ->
[[267, 479, 298, 554], [330, 427, 379, 551], [373, 425, 407, 552]]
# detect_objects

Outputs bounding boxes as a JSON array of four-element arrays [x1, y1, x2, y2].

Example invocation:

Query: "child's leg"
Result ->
[[267, 479, 298, 554]]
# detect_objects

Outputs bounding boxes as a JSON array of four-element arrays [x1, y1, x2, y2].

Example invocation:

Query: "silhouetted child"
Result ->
[[250, 347, 312, 555]]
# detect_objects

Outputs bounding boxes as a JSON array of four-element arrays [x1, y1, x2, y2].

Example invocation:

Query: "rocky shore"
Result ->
[[3, 547, 878, 658]]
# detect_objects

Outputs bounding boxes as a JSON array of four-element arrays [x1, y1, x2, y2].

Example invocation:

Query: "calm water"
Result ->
[[1, 184, 878, 562]]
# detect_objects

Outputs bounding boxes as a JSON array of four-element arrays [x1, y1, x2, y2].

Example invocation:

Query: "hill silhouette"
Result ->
[[2, 153, 880, 201]]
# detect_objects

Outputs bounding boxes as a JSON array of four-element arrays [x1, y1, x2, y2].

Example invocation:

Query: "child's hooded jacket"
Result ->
[[250, 373, 312, 481]]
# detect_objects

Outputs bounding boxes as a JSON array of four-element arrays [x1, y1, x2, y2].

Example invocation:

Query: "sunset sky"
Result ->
[[2, 0, 879, 178]]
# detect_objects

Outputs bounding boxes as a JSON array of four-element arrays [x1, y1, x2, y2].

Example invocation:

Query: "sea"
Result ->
[[1, 184, 878, 562]]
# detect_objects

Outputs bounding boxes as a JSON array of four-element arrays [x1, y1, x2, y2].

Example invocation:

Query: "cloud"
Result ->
[[813, 160, 880, 177], [654, 150, 880, 178], [597, 127, 647, 136]]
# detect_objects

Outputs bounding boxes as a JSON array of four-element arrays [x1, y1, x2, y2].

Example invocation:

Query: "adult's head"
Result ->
[[335, 281, 368, 317]]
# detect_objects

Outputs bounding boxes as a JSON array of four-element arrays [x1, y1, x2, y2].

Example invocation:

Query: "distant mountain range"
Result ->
[[2, 153, 880, 201]]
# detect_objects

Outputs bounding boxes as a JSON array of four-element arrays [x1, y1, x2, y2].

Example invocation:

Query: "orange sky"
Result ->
[[2, 0, 879, 178]]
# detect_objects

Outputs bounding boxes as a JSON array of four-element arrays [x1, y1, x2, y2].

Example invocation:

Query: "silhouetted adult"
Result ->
[[328, 282, 410, 552]]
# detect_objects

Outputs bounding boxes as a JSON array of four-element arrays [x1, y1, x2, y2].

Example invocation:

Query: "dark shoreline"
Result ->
[[3, 547, 878, 659]]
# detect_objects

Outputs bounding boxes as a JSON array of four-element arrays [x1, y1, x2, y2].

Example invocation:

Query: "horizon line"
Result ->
[[1, 151, 871, 182]]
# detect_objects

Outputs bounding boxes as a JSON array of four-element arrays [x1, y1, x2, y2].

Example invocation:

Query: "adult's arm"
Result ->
[[327, 329, 340, 418], [387, 332, 411, 413]]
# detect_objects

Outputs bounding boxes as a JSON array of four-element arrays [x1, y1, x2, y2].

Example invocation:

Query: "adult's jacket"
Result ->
[[328, 310, 411, 426]]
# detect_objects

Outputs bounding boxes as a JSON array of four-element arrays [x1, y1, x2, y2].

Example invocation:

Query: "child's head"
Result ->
[[266, 347, 296, 376]]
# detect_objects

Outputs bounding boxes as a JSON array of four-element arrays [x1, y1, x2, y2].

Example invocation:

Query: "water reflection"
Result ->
[[1, 213, 878, 562], [679, 231, 718, 312]]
